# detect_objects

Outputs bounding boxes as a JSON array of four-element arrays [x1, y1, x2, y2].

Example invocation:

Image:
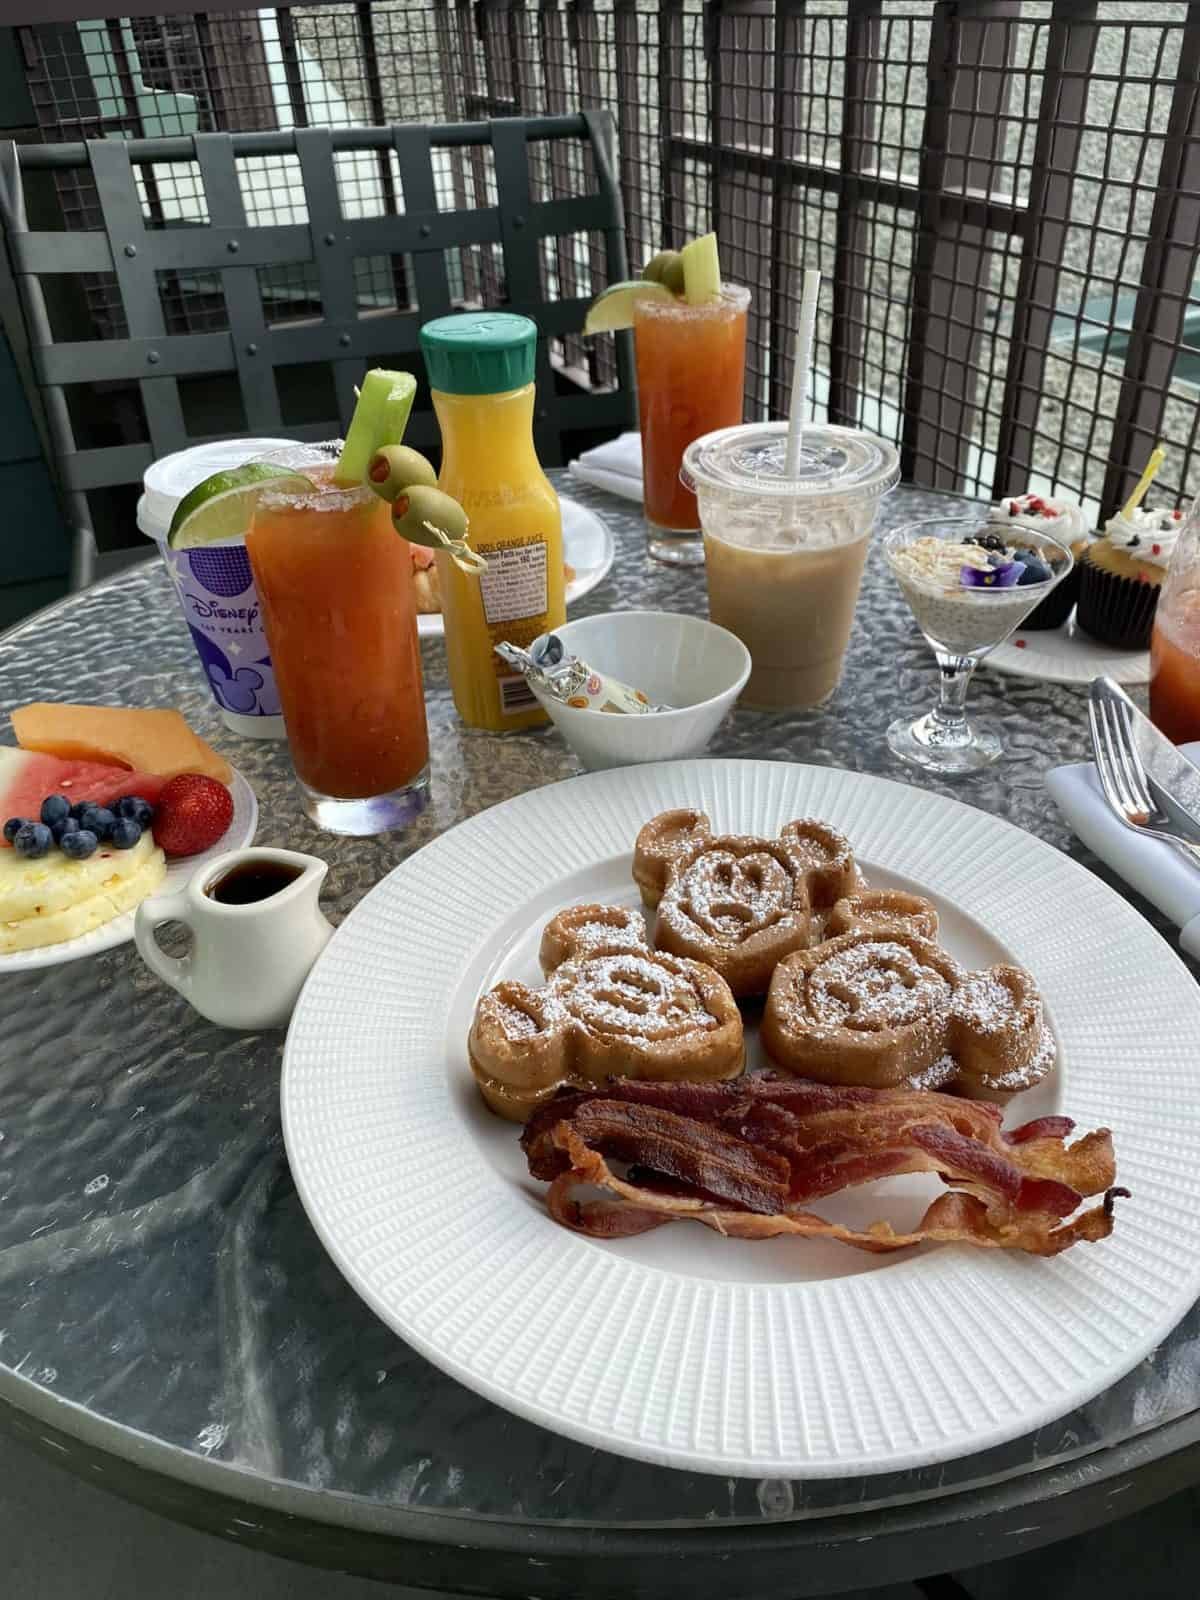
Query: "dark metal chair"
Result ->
[[0, 112, 633, 585]]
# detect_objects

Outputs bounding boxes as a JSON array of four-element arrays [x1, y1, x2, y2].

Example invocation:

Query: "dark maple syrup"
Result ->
[[206, 859, 303, 906]]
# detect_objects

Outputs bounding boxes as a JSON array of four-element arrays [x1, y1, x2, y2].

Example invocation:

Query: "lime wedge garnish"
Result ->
[[334, 369, 417, 487], [167, 462, 312, 549], [584, 280, 674, 335], [680, 232, 722, 305]]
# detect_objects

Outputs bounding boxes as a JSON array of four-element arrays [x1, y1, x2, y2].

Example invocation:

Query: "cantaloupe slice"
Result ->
[[12, 705, 232, 785]]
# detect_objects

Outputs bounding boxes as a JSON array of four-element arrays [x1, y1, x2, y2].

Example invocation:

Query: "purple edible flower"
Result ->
[[960, 560, 1026, 589]]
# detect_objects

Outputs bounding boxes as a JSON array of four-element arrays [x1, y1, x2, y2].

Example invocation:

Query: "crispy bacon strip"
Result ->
[[522, 1076, 1123, 1258], [567, 1100, 790, 1214]]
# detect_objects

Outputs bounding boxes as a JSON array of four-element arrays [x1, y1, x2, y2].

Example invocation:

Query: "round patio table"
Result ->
[[1, 477, 1198, 1599]]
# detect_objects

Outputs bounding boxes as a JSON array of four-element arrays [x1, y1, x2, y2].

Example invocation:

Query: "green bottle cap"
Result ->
[[419, 312, 538, 396]]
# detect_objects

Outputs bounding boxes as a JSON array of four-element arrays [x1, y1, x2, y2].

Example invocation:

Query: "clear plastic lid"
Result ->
[[137, 437, 294, 540], [682, 421, 900, 507]]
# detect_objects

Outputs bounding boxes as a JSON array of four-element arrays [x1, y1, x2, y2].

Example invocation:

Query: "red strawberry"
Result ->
[[152, 774, 233, 858]]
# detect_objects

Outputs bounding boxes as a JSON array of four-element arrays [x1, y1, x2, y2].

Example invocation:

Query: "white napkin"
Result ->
[[1046, 740, 1200, 960], [568, 432, 643, 501]]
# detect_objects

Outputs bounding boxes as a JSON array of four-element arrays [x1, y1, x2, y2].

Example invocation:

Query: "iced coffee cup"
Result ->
[[682, 422, 901, 708]]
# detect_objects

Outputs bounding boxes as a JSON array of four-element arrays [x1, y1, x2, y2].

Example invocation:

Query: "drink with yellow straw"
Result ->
[[1076, 443, 1183, 649]]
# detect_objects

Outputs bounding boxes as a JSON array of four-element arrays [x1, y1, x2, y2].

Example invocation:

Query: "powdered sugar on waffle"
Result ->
[[562, 951, 719, 1040], [665, 848, 795, 942], [807, 939, 955, 1031]]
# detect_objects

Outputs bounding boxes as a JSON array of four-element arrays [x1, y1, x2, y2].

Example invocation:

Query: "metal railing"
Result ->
[[14, 1, 1200, 520]]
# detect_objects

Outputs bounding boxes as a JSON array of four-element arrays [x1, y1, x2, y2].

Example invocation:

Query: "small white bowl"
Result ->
[[533, 610, 751, 771]]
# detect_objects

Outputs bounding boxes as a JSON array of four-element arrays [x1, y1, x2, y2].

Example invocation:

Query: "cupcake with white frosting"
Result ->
[[1075, 503, 1183, 649], [987, 492, 1092, 629]]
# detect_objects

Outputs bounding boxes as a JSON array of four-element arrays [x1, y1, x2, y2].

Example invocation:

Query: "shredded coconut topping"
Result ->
[[890, 536, 997, 590]]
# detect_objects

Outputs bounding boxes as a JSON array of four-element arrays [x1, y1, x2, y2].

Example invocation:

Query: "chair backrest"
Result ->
[[0, 112, 633, 546]]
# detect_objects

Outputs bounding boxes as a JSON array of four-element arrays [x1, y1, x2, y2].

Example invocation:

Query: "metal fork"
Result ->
[[1088, 679, 1200, 863]]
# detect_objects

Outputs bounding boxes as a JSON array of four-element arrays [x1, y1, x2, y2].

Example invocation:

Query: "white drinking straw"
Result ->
[[785, 267, 822, 479]]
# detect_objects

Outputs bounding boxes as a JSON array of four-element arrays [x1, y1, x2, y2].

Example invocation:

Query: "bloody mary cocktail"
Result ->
[[247, 447, 429, 834], [1151, 597, 1200, 745], [633, 284, 749, 564]]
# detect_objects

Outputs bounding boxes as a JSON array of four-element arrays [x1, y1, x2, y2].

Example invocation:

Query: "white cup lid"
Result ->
[[137, 437, 296, 540], [682, 422, 900, 508]]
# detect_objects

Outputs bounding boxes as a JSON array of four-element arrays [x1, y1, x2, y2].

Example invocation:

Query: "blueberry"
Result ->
[[50, 815, 80, 844], [40, 794, 70, 826], [1018, 556, 1053, 586], [69, 801, 91, 821], [13, 821, 53, 859], [81, 806, 116, 841], [108, 817, 142, 850], [115, 795, 154, 829], [2, 816, 28, 844], [60, 828, 98, 861]]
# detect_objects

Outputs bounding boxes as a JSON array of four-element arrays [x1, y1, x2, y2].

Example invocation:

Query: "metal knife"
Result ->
[[1094, 676, 1200, 844]]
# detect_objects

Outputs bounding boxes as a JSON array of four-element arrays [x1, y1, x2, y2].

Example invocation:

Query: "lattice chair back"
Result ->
[[0, 112, 632, 582]]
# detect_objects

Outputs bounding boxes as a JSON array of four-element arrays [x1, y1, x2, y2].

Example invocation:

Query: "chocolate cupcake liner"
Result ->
[[1019, 565, 1081, 631], [1075, 556, 1161, 649]]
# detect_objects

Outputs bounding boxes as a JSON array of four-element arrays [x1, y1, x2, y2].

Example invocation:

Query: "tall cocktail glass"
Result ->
[[246, 444, 429, 834], [633, 285, 749, 565]]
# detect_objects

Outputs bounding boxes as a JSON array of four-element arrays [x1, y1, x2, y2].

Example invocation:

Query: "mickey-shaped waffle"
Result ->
[[762, 928, 1053, 1101], [632, 809, 861, 997], [469, 904, 744, 1122]]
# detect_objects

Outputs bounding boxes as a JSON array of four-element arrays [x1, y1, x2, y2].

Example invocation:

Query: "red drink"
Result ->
[[633, 286, 749, 562], [1150, 600, 1200, 744], [247, 456, 429, 832]]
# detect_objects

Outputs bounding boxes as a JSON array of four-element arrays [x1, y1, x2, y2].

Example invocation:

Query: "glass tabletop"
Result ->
[[0, 476, 1196, 1540]]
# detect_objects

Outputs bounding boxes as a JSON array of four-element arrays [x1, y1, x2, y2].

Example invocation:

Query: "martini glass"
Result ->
[[884, 515, 1073, 776]]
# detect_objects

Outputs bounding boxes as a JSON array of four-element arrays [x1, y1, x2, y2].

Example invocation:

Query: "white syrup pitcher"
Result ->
[[134, 847, 333, 1029]]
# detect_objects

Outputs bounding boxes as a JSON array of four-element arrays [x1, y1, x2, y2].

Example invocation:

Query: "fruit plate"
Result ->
[[281, 758, 1200, 1479], [987, 611, 1149, 685], [0, 765, 257, 973], [417, 496, 615, 639]]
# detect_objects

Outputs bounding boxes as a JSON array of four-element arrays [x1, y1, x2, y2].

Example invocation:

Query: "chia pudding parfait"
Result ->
[[884, 515, 1073, 776]]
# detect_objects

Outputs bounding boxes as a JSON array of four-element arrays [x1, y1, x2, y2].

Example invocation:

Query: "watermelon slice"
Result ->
[[0, 747, 166, 844]]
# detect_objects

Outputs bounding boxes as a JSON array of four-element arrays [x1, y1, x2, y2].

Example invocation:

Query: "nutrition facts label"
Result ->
[[479, 538, 548, 626]]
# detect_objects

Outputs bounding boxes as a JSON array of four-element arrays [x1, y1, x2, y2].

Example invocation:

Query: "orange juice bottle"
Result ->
[[419, 313, 564, 731]]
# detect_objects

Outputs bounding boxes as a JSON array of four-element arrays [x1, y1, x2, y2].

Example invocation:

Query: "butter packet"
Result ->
[[494, 634, 670, 714]]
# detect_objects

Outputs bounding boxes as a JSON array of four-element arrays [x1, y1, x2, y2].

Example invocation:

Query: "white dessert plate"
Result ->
[[281, 759, 1200, 1478], [988, 611, 1149, 685], [0, 764, 257, 973], [417, 496, 615, 639]]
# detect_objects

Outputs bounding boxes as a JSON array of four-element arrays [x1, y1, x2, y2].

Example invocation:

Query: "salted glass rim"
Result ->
[[253, 440, 377, 511], [633, 282, 751, 318]]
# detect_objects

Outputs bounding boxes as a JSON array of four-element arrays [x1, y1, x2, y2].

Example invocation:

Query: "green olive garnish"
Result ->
[[643, 250, 682, 289], [367, 445, 438, 503], [392, 485, 470, 549], [660, 255, 686, 296]]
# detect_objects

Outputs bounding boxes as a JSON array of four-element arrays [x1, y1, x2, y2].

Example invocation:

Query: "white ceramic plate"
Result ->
[[417, 496, 615, 639], [988, 611, 1149, 685], [281, 759, 1200, 1478], [0, 765, 257, 972]]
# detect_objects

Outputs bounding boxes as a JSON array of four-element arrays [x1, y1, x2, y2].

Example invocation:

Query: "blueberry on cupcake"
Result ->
[[987, 492, 1091, 630], [1075, 503, 1181, 649], [1075, 448, 1181, 650]]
